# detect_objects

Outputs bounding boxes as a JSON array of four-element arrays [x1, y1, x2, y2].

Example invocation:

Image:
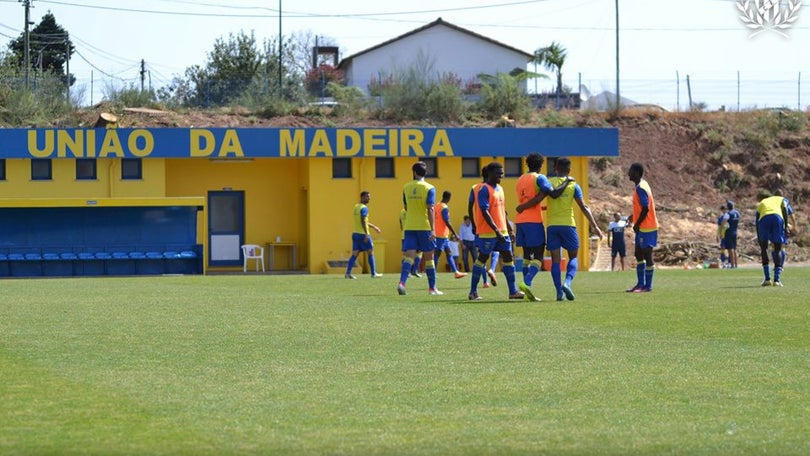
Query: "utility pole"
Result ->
[[140, 59, 146, 92], [65, 31, 70, 105], [21, 0, 33, 88], [278, 0, 283, 92], [615, 0, 620, 110]]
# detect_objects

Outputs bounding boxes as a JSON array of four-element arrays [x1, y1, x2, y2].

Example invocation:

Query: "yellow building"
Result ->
[[0, 127, 617, 276]]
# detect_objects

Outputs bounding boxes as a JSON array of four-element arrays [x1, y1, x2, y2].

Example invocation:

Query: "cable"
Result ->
[[73, 48, 128, 80]]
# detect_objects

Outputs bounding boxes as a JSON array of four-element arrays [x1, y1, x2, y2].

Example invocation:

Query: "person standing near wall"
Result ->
[[458, 215, 476, 273], [398, 161, 440, 296], [607, 212, 627, 271], [756, 190, 797, 287], [721, 200, 741, 268], [345, 191, 382, 279], [626, 162, 659, 293]]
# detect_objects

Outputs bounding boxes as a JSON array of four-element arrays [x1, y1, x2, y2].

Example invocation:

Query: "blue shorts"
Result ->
[[758, 215, 787, 244], [434, 237, 450, 252], [403, 230, 436, 253], [546, 226, 579, 252], [352, 233, 373, 252], [611, 240, 626, 258], [723, 231, 738, 250], [719, 238, 727, 249], [475, 236, 513, 257], [634, 230, 659, 249], [515, 222, 545, 248]]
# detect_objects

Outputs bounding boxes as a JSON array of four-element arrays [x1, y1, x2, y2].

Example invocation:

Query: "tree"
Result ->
[[476, 68, 543, 121], [7, 11, 75, 86], [533, 41, 567, 110], [157, 30, 306, 108]]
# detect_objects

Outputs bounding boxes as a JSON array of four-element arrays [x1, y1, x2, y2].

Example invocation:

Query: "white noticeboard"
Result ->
[[210, 234, 241, 261]]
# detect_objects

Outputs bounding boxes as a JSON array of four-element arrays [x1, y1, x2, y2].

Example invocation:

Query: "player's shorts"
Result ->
[[757, 215, 787, 245], [434, 237, 450, 252], [475, 235, 513, 257], [515, 222, 545, 248], [546, 225, 579, 252], [611, 240, 626, 258], [723, 231, 738, 250], [403, 230, 436, 253], [352, 233, 373, 252], [634, 230, 659, 249]]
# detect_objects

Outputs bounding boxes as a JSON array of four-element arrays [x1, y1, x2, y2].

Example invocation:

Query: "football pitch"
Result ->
[[1, 267, 808, 455]]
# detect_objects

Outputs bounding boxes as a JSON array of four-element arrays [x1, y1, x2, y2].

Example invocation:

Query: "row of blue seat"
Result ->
[[0, 251, 198, 261]]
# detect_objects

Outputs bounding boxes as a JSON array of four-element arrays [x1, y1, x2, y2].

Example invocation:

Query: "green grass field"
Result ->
[[1, 267, 808, 455]]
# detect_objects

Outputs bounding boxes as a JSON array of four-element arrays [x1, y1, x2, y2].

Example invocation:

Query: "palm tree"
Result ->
[[533, 41, 567, 109]]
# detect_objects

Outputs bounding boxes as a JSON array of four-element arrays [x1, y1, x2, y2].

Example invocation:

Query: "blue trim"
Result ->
[[2, 127, 620, 159]]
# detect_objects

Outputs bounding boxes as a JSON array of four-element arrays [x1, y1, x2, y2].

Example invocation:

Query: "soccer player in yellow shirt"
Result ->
[[398, 161, 441, 295]]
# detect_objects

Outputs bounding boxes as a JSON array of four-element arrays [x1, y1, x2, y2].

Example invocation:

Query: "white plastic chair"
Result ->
[[241, 244, 265, 272]]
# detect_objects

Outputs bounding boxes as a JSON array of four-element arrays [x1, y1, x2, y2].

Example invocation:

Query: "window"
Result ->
[[332, 158, 352, 178], [546, 157, 561, 177], [504, 157, 522, 177], [375, 157, 394, 178], [76, 159, 97, 180], [31, 159, 52, 180], [422, 157, 438, 178], [461, 158, 480, 178], [0, 159, 5, 181], [121, 158, 142, 180]]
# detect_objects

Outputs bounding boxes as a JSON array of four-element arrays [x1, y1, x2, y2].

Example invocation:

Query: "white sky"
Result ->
[[0, 0, 807, 110]]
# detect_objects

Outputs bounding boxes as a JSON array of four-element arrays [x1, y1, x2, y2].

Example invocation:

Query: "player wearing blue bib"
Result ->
[[721, 200, 741, 268]]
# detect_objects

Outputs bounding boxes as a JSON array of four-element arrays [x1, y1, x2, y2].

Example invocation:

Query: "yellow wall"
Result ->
[[0, 158, 166, 198], [165, 158, 305, 270], [303, 157, 594, 274]]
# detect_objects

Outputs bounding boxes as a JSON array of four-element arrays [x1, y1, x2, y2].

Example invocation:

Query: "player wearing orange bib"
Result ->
[[468, 162, 524, 301], [627, 162, 659, 293]]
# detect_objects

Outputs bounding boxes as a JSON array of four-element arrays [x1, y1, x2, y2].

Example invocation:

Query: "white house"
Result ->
[[338, 18, 534, 95]]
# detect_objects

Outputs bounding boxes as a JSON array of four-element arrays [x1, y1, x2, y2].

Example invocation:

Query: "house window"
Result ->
[[0, 159, 5, 181], [462, 158, 480, 178], [422, 157, 438, 178], [31, 159, 52, 180], [121, 158, 142, 180], [375, 158, 394, 178], [332, 158, 352, 178], [76, 159, 97, 180], [504, 157, 522, 177]]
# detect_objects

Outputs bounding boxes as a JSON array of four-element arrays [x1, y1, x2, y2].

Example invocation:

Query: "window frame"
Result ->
[[31, 159, 52, 181], [422, 157, 438, 178], [75, 158, 98, 180], [504, 157, 523, 177], [461, 157, 480, 178], [374, 157, 395, 178], [121, 158, 143, 180], [332, 157, 353, 179]]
